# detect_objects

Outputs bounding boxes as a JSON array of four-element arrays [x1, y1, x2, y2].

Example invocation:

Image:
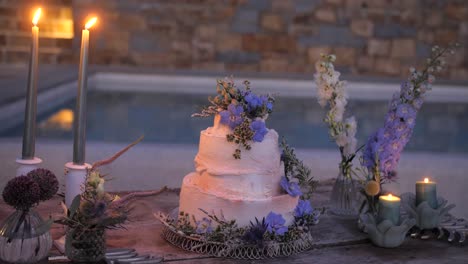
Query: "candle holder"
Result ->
[[64, 162, 91, 207], [15, 157, 42, 176], [361, 212, 416, 248], [401, 193, 455, 230]]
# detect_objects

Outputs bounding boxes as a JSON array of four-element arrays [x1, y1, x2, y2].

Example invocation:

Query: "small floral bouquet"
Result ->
[[55, 136, 143, 262], [193, 78, 274, 159], [361, 44, 458, 214]]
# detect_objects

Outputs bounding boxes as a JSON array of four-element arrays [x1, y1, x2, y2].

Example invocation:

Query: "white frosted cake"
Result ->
[[179, 115, 299, 227]]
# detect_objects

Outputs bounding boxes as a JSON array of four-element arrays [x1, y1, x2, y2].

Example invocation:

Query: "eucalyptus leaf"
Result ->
[[69, 195, 81, 219]]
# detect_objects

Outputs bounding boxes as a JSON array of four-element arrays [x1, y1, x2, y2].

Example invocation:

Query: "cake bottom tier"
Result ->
[[179, 172, 299, 227]]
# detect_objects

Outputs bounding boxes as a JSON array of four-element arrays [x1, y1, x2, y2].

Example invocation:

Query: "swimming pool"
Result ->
[[2, 90, 468, 153]]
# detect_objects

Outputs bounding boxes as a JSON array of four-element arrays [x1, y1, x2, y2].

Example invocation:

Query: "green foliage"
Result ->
[[165, 209, 319, 249], [55, 170, 129, 234], [280, 139, 317, 199], [226, 118, 254, 159]]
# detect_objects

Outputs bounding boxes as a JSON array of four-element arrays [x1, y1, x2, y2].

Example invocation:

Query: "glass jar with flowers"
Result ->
[[0, 169, 58, 263], [314, 54, 362, 216]]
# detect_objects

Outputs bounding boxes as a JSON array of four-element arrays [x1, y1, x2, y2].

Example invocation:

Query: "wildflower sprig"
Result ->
[[362, 43, 458, 189], [314, 54, 361, 179], [280, 139, 317, 199]]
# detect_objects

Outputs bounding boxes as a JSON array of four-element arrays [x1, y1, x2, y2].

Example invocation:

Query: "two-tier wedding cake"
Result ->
[[176, 78, 315, 229]]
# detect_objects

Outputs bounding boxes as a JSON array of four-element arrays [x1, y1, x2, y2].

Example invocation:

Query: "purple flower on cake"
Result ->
[[280, 176, 302, 197], [195, 217, 213, 234], [250, 120, 268, 142], [219, 103, 244, 129], [294, 199, 313, 217], [245, 92, 263, 110], [265, 212, 288, 236]]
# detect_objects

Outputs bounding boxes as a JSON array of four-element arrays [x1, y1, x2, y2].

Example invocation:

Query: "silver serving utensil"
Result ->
[[115, 255, 151, 263], [106, 248, 136, 256], [125, 258, 164, 264]]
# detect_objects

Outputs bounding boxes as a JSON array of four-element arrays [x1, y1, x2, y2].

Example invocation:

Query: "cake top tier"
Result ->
[[192, 78, 275, 159]]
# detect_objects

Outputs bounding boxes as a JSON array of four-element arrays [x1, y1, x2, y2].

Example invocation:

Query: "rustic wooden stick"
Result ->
[[91, 135, 144, 170], [111, 186, 169, 207]]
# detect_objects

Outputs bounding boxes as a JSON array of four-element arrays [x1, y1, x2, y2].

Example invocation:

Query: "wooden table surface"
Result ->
[[0, 182, 467, 264]]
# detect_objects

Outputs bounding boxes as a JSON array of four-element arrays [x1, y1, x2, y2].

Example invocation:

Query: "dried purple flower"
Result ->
[[2, 176, 41, 210], [27, 168, 59, 201]]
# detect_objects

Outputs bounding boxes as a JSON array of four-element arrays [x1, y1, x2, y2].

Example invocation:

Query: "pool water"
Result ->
[[2, 91, 468, 153]]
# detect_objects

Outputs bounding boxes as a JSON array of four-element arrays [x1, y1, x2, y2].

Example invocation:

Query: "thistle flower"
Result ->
[[27, 168, 59, 201], [2, 176, 41, 210], [242, 217, 267, 247]]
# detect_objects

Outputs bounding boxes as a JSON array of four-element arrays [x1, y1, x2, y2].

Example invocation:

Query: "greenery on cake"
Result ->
[[193, 78, 274, 159], [160, 199, 320, 249], [280, 139, 317, 200]]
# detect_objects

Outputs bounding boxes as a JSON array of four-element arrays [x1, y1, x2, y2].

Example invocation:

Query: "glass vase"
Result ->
[[329, 169, 360, 216], [0, 209, 52, 264], [65, 227, 106, 262]]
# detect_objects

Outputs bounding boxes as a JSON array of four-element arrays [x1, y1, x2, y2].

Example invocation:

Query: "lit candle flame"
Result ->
[[380, 193, 401, 201], [32, 8, 41, 25], [424, 178, 429, 183], [85, 17, 98, 30]]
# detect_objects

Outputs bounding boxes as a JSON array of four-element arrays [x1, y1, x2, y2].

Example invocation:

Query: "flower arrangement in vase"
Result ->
[[360, 44, 458, 215], [314, 54, 362, 216], [55, 136, 143, 263], [0, 168, 58, 264]]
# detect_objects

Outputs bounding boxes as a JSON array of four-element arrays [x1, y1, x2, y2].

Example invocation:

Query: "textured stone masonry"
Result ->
[[0, 0, 467, 80]]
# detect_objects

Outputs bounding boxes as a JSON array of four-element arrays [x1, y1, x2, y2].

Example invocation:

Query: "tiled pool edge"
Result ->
[[93, 72, 468, 102]]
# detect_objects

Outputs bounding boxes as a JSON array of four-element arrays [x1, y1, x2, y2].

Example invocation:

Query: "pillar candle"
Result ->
[[377, 194, 401, 225], [416, 178, 437, 209], [22, 8, 41, 159]]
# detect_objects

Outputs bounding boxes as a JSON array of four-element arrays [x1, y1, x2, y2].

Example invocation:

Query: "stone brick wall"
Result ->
[[3, 0, 468, 80], [0, 0, 73, 64]]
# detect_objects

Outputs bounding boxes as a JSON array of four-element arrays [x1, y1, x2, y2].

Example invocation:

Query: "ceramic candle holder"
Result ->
[[401, 193, 455, 230], [361, 213, 416, 248]]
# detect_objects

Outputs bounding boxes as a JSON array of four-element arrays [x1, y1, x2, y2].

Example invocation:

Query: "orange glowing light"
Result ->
[[32, 8, 41, 25], [424, 178, 429, 183], [380, 194, 401, 202], [85, 17, 98, 30]]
